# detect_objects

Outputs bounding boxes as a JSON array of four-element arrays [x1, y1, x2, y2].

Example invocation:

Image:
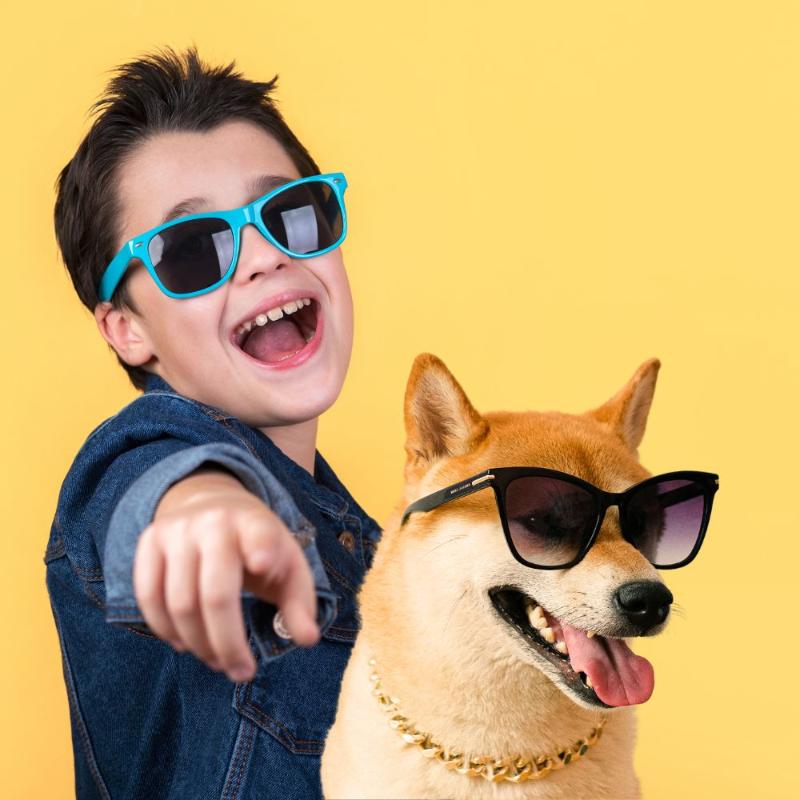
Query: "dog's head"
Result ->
[[384, 353, 673, 712]]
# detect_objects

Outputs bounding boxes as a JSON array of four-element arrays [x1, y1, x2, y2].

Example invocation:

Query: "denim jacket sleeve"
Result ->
[[103, 441, 338, 664]]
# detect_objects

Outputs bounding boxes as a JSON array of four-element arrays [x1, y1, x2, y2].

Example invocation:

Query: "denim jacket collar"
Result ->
[[143, 372, 360, 522], [144, 372, 173, 393]]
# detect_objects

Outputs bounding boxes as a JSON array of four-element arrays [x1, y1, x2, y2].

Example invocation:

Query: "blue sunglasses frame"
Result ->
[[97, 171, 348, 302]]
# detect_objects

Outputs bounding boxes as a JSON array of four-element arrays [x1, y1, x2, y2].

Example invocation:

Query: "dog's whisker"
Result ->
[[548, 604, 593, 618], [669, 602, 687, 619], [442, 588, 467, 635], [423, 535, 467, 555]]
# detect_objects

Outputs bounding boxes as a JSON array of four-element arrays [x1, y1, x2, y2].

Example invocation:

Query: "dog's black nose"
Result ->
[[613, 581, 673, 632]]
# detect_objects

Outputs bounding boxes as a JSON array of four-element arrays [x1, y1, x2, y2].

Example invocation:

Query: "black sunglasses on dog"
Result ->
[[401, 468, 719, 570]]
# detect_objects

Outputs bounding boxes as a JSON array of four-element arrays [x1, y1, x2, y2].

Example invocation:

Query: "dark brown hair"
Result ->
[[53, 46, 320, 390]]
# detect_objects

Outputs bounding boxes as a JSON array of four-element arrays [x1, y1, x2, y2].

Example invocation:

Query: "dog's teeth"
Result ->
[[530, 607, 548, 630], [541, 626, 556, 644], [554, 640, 568, 655], [585, 674, 594, 689], [586, 630, 596, 639], [526, 605, 546, 628]]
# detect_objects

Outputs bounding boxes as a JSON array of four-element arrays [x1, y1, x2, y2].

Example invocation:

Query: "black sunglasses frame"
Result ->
[[400, 467, 719, 570]]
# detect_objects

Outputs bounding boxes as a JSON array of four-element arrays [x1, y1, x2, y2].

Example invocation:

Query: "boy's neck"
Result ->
[[143, 369, 320, 477], [259, 416, 319, 477]]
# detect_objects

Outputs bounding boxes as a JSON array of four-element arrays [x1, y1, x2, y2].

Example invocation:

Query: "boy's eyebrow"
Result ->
[[158, 174, 294, 225]]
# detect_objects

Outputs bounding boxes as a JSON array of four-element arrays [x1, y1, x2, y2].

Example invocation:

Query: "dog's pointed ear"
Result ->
[[586, 358, 661, 454], [403, 353, 488, 479]]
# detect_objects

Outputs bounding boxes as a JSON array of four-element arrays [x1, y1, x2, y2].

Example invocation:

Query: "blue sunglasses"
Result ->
[[97, 172, 348, 301]]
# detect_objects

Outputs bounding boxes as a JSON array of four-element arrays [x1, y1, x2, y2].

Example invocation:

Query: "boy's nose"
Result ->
[[233, 223, 291, 284]]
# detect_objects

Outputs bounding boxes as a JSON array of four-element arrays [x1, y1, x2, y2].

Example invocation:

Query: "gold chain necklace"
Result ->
[[368, 656, 609, 784]]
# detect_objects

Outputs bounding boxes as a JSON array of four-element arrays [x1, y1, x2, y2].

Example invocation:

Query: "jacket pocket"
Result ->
[[232, 636, 354, 755]]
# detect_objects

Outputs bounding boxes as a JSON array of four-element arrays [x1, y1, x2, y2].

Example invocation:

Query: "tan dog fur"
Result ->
[[321, 354, 668, 799]]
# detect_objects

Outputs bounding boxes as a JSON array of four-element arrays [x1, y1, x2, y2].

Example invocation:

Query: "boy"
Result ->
[[46, 46, 381, 799]]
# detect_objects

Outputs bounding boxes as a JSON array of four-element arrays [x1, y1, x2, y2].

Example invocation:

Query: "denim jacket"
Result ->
[[44, 374, 381, 799]]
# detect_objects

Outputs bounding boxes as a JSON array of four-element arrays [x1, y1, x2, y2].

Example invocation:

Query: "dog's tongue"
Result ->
[[242, 318, 306, 363], [560, 621, 655, 706]]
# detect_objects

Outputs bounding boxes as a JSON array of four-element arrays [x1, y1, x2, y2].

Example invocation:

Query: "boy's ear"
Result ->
[[403, 353, 489, 481], [586, 358, 661, 454], [93, 302, 155, 367]]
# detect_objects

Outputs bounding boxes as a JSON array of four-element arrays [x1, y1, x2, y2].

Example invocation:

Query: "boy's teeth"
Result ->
[[236, 297, 312, 337]]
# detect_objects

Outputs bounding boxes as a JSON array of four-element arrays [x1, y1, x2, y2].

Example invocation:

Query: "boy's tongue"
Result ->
[[559, 620, 655, 707], [243, 318, 307, 363]]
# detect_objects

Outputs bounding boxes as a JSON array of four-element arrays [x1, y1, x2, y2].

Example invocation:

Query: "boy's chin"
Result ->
[[238, 379, 345, 430]]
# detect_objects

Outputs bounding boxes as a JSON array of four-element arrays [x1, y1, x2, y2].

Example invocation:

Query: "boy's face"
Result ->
[[97, 120, 353, 429]]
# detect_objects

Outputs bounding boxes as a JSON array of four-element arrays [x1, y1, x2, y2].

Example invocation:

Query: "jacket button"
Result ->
[[273, 611, 291, 640], [338, 529, 356, 553]]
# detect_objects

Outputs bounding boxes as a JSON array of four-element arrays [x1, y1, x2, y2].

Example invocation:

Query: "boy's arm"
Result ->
[[103, 442, 338, 680]]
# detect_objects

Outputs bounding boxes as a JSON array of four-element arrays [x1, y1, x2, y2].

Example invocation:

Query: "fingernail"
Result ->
[[249, 550, 270, 570], [306, 621, 320, 644], [229, 665, 253, 682]]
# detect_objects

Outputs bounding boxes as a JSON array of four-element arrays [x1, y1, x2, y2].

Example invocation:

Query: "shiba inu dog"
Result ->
[[321, 354, 717, 799]]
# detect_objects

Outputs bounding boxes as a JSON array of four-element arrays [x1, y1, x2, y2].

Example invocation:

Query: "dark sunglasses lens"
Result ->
[[504, 477, 598, 566], [260, 180, 343, 255], [624, 479, 707, 566], [149, 218, 234, 295]]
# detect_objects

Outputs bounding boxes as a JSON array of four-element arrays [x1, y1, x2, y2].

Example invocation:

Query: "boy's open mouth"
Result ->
[[233, 296, 320, 365], [489, 587, 655, 708]]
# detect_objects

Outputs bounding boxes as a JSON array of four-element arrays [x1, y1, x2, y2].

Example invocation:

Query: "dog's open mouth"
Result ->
[[489, 587, 655, 708]]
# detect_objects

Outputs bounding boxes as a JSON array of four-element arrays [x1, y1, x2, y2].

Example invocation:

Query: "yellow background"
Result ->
[[2, 1, 798, 797]]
